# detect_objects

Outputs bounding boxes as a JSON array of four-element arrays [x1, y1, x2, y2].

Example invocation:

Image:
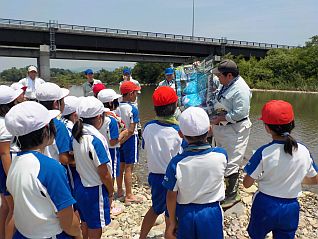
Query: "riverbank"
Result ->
[[102, 174, 318, 239]]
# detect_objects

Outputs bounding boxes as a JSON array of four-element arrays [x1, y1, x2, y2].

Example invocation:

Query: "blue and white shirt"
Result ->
[[44, 118, 72, 162], [6, 151, 75, 238], [244, 140, 318, 198], [117, 102, 139, 135], [215, 76, 251, 123], [142, 120, 182, 174], [163, 145, 227, 204], [0, 117, 19, 153], [73, 124, 112, 187]]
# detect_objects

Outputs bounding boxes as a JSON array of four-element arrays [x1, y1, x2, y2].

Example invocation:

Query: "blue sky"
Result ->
[[0, 0, 317, 71]]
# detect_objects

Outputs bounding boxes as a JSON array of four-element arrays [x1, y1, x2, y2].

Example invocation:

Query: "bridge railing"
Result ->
[[0, 18, 296, 50]]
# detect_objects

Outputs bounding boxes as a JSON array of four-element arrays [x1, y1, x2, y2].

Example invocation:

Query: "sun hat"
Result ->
[[62, 96, 80, 116], [120, 81, 141, 95], [165, 68, 174, 75], [0, 85, 23, 105], [123, 68, 131, 75], [92, 83, 106, 96], [84, 69, 93, 75], [259, 100, 294, 125], [28, 65, 38, 72], [212, 59, 238, 75], [179, 107, 210, 136], [152, 86, 178, 106], [98, 89, 122, 103], [77, 96, 109, 118], [5, 101, 60, 136], [10, 82, 27, 91], [36, 82, 69, 101]]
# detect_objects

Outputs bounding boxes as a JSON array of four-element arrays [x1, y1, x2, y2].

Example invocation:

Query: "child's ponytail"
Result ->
[[72, 118, 84, 142], [282, 132, 298, 156], [267, 121, 298, 156]]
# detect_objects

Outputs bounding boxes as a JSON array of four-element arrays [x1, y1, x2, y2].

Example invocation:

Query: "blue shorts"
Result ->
[[13, 230, 71, 239], [176, 202, 223, 239], [74, 180, 111, 229], [248, 192, 300, 239], [120, 135, 139, 164], [0, 152, 16, 196], [148, 173, 167, 215], [0, 159, 6, 194], [109, 148, 120, 178]]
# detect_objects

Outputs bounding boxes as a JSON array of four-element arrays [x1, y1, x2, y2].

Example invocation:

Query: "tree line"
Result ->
[[0, 36, 317, 91]]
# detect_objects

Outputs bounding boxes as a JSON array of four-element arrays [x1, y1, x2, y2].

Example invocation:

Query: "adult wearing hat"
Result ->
[[18, 65, 45, 100], [210, 59, 252, 208], [158, 67, 175, 90], [82, 69, 102, 97]]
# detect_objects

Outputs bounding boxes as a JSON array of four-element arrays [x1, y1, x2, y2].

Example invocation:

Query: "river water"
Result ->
[[70, 85, 318, 192]]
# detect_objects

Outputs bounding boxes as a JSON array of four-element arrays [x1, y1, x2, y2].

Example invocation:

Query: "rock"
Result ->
[[242, 185, 258, 194], [242, 196, 253, 205], [154, 214, 165, 226], [224, 202, 245, 217]]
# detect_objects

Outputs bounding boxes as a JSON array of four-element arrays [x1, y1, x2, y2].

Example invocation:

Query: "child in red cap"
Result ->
[[243, 100, 318, 239], [139, 86, 183, 238], [117, 81, 142, 204], [92, 83, 106, 98]]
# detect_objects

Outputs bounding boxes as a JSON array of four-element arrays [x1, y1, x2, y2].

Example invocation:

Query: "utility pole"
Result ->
[[192, 0, 195, 40]]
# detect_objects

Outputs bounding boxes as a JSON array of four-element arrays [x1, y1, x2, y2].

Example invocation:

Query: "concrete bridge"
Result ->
[[0, 18, 295, 80]]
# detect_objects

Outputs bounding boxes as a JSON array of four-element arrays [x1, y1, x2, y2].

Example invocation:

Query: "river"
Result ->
[[70, 85, 318, 193]]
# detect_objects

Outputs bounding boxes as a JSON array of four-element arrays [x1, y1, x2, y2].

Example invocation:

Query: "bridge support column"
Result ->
[[37, 45, 50, 81]]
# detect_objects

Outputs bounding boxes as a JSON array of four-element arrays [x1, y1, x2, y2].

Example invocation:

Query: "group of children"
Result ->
[[0, 77, 317, 239]]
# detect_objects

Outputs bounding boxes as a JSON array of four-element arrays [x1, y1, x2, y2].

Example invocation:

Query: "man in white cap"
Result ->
[[18, 65, 45, 100], [36, 82, 73, 166]]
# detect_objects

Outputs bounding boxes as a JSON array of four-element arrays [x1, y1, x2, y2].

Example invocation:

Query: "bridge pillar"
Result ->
[[37, 45, 50, 81]]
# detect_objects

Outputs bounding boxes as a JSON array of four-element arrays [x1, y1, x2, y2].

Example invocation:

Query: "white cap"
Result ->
[[77, 96, 109, 118], [97, 89, 122, 103], [28, 65, 38, 72], [62, 96, 80, 116], [179, 107, 210, 136], [36, 82, 69, 101], [5, 101, 60, 136], [10, 82, 26, 91], [0, 85, 23, 105]]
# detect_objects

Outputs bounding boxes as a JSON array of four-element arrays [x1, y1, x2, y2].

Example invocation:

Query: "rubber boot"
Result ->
[[221, 172, 241, 209]]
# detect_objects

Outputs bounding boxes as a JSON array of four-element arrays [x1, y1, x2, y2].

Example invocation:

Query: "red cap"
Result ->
[[120, 81, 141, 95], [92, 83, 106, 95], [259, 100, 294, 125], [152, 86, 178, 106]]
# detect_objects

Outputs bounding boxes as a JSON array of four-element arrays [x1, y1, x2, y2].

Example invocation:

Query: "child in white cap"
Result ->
[[243, 100, 318, 239], [0, 85, 24, 239], [163, 107, 227, 239], [98, 89, 127, 215], [36, 82, 73, 165], [72, 96, 114, 239], [140, 86, 183, 239], [5, 101, 81, 239]]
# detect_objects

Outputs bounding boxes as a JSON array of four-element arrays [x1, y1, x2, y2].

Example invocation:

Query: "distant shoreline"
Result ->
[[251, 88, 318, 94]]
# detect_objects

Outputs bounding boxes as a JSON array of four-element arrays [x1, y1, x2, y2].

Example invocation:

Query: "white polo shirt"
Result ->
[[244, 140, 318, 198], [116, 102, 139, 135], [19, 76, 45, 99], [142, 120, 182, 174], [73, 124, 112, 187], [44, 118, 72, 162], [163, 145, 228, 204], [6, 151, 75, 238]]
